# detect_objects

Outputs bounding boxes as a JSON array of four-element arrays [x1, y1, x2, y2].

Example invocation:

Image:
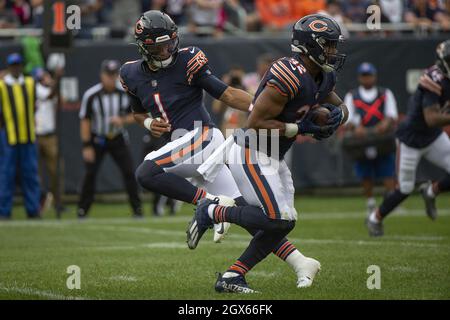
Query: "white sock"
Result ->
[[222, 271, 240, 278], [369, 211, 380, 223], [427, 185, 436, 198], [205, 193, 217, 201], [207, 204, 217, 220], [367, 197, 376, 208], [285, 250, 307, 275]]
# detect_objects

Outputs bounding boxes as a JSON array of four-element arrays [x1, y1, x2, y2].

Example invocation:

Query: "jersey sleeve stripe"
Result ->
[[273, 63, 299, 94], [266, 82, 288, 97], [271, 65, 297, 95], [277, 62, 301, 87], [270, 68, 294, 97], [187, 50, 203, 67]]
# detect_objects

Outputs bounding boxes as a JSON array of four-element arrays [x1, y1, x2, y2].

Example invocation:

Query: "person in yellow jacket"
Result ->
[[0, 53, 48, 219]]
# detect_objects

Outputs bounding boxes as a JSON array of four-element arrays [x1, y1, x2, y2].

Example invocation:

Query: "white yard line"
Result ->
[[1, 209, 449, 227], [0, 283, 88, 300]]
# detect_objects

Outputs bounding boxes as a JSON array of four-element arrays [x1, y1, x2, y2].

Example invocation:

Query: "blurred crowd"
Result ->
[[0, 0, 449, 37]]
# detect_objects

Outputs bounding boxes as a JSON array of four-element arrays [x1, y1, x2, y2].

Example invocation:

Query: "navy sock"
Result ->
[[436, 174, 450, 194], [378, 189, 409, 219]]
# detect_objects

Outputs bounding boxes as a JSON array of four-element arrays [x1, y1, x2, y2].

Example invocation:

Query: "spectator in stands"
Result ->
[[109, 0, 140, 37], [255, 0, 293, 30], [238, 0, 261, 31], [341, 0, 372, 23], [292, 0, 326, 19], [165, 0, 189, 25], [33, 67, 65, 215], [188, 0, 224, 37], [344, 63, 398, 216], [318, 0, 350, 38], [378, 0, 404, 23], [0, 0, 19, 28], [12, 0, 31, 25], [30, 0, 43, 28], [404, 0, 450, 31]]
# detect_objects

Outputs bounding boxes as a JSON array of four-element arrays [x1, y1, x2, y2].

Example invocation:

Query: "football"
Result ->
[[310, 105, 330, 126]]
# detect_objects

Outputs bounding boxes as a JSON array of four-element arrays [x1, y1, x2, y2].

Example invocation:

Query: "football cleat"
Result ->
[[214, 273, 258, 294], [419, 181, 437, 220], [212, 195, 234, 243], [186, 198, 216, 249], [365, 217, 384, 237], [296, 257, 321, 288], [213, 222, 231, 243]]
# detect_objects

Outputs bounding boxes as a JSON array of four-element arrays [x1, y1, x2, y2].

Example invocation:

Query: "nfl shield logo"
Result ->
[[151, 80, 157, 87]]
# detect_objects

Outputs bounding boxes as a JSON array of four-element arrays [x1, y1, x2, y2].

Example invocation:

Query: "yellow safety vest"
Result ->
[[0, 76, 35, 145]]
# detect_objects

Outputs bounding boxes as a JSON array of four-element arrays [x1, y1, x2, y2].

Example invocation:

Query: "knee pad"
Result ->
[[135, 160, 164, 188]]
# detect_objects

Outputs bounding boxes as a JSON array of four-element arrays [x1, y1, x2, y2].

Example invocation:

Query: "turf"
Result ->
[[0, 194, 449, 300]]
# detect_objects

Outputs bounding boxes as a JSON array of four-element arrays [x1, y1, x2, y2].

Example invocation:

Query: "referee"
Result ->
[[77, 60, 142, 218]]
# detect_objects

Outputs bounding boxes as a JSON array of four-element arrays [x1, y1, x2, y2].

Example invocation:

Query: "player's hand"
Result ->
[[322, 103, 344, 130], [110, 116, 124, 128], [419, 74, 442, 96], [83, 146, 95, 163], [297, 111, 334, 140], [150, 118, 171, 138]]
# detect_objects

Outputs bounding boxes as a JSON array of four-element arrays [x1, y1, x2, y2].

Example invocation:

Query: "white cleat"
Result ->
[[213, 222, 230, 243], [296, 257, 321, 288], [212, 195, 235, 243]]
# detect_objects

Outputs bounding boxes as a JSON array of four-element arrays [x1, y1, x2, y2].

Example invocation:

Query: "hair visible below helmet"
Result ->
[[436, 40, 450, 78], [134, 10, 179, 69], [291, 14, 346, 72]]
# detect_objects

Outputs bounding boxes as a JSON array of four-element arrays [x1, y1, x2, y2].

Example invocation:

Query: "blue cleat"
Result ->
[[214, 272, 258, 294], [186, 198, 217, 249]]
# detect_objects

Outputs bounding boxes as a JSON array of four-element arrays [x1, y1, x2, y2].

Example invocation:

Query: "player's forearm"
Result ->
[[424, 105, 450, 127], [246, 117, 286, 135], [133, 112, 150, 128], [123, 114, 135, 125], [80, 120, 91, 143], [219, 87, 253, 112]]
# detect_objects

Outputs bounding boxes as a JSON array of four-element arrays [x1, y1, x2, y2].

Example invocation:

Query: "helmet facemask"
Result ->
[[437, 41, 450, 78], [137, 36, 179, 69]]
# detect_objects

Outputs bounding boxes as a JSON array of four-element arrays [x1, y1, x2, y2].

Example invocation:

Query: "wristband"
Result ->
[[285, 123, 299, 138], [82, 141, 92, 148], [143, 117, 154, 131]]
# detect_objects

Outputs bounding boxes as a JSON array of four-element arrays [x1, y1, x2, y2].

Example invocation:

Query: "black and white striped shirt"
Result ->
[[79, 83, 130, 137]]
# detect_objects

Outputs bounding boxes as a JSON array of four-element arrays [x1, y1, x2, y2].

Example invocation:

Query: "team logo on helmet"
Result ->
[[135, 19, 144, 34], [309, 20, 328, 32]]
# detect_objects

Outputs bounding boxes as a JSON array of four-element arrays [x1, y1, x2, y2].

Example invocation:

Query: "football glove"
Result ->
[[297, 110, 334, 140]]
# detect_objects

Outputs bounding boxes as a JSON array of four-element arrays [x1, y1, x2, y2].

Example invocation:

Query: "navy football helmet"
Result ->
[[291, 14, 346, 72], [134, 10, 179, 69], [436, 39, 450, 78]]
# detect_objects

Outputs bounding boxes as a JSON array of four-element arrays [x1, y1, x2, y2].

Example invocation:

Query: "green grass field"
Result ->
[[0, 194, 449, 300]]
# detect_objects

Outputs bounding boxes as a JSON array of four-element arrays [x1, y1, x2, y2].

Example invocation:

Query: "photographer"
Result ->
[[343, 63, 399, 215]]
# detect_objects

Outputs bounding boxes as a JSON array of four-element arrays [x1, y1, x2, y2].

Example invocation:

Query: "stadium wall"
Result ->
[[0, 36, 447, 193]]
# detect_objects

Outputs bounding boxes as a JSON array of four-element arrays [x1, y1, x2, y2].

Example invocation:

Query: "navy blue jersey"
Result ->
[[120, 47, 222, 132], [238, 56, 336, 159], [397, 65, 450, 148]]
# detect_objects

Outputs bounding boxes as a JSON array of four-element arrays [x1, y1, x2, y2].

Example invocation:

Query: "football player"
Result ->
[[366, 40, 450, 237], [187, 14, 349, 293], [120, 10, 253, 240]]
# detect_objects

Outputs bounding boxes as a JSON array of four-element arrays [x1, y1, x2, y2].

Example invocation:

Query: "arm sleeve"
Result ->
[[384, 89, 398, 120], [196, 72, 228, 99], [36, 83, 51, 101], [422, 89, 440, 109], [127, 92, 146, 113], [344, 92, 360, 126]]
